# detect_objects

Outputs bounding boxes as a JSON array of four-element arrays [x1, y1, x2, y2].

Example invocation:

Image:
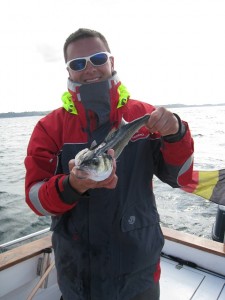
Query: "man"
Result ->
[[25, 28, 194, 300]]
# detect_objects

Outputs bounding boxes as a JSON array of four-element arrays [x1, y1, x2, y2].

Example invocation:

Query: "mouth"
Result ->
[[85, 77, 101, 83]]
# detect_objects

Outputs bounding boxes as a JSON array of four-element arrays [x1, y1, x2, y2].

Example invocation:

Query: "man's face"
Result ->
[[66, 37, 114, 84]]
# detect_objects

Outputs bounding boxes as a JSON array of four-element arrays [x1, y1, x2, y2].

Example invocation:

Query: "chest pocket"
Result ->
[[121, 203, 159, 232]]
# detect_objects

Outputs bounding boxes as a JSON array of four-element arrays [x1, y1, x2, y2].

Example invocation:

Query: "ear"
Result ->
[[110, 57, 114, 71], [67, 67, 72, 79]]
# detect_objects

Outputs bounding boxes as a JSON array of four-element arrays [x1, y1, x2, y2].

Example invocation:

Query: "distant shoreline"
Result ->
[[0, 111, 51, 118], [0, 103, 225, 118]]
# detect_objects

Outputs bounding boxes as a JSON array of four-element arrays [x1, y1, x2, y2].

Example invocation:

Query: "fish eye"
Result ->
[[92, 157, 100, 166]]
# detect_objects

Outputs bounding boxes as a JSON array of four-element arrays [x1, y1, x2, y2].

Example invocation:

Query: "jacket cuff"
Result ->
[[56, 175, 89, 205], [163, 113, 187, 143]]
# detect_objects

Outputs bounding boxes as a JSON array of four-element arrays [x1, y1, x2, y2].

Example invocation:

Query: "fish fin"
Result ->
[[120, 116, 128, 127], [90, 140, 98, 150]]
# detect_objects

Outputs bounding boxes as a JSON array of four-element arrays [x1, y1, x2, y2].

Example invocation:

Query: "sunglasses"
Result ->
[[66, 52, 112, 72]]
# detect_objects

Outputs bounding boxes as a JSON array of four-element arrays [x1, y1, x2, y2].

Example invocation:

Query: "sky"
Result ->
[[0, 0, 225, 113]]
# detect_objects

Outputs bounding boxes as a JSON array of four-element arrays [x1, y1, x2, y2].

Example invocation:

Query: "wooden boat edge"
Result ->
[[0, 234, 52, 271], [0, 226, 224, 272], [162, 226, 225, 256]]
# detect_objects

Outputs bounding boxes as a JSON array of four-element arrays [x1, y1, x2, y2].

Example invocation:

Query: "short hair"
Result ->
[[63, 28, 111, 62]]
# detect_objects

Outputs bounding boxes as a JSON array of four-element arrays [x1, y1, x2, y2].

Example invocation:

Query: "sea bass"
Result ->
[[74, 114, 150, 181]]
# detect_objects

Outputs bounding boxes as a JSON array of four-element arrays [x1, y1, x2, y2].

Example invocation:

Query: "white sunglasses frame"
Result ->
[[66, 52, 112, 72]]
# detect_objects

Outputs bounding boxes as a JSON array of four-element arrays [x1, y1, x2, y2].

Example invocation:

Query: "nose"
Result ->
[[85, 61, 96, 72]]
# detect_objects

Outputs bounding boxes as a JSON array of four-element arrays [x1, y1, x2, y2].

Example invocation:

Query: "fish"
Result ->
[[74, 114, 150, 181]]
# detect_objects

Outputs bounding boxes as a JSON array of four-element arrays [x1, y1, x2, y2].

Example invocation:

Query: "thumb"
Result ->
[[68, 159, 75, 172]]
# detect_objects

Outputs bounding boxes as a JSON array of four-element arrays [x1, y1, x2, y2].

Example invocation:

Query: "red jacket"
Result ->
[[24, 77, 194, 299], [25, 96, 193, 216]]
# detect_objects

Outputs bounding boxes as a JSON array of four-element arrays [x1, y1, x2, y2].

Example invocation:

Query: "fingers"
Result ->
[[107, 148, 115, 159], [97, 157, 118, 189], [68, 159, 75, 172], [146, 107, 179, 136], [69, 167, 91, 193], [102, 173, 118, 189], [68, 158, 93, 193]]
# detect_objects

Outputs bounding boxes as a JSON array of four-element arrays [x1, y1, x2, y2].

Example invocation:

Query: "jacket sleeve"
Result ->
[[154, 119, 194, 188], [123, 100, 194, 187], [24, 119, 88, 216]]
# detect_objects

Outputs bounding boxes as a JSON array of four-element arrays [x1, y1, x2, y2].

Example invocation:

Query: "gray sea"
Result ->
[[0, 105, 225, 245]]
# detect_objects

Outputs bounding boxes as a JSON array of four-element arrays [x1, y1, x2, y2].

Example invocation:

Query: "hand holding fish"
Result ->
[[146, 107, 179, 136], [72, 114, 151, 183], [68, 149, 118, 194]]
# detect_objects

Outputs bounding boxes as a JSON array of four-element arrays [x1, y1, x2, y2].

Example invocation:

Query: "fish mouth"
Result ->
[[74, 167, 90, 180], [75, 160, 113, 181]]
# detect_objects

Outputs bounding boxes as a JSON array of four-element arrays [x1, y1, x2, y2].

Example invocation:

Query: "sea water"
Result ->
[[0, 105, 225, 244]]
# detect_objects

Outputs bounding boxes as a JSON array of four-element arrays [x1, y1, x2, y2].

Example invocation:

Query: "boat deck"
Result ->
[[161, 256, 225, 300], [46, 255, 225, 300], [1, 255, 224, 300], [1, 228, 225, 300]]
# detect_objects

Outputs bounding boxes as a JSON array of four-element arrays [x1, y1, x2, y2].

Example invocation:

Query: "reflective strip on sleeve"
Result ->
[[29, 182, 56, 216], [177, 154, 194, 185]]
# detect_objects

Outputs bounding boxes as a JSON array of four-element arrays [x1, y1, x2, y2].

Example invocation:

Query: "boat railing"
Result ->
[[0, 227, 50, 252]]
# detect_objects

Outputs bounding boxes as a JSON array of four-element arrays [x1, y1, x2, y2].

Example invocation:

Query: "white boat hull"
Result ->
[[0, 227, 224, 300]]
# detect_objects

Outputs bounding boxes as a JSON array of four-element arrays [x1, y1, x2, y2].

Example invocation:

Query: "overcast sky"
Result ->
[[0, 0, 225, 113]]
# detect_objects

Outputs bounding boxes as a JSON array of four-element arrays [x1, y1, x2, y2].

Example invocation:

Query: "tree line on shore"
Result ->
[[0, 103, 225, 118]]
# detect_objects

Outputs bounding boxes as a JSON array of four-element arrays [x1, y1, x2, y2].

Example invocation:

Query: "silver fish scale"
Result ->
[[95, 114, 150, 158]]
